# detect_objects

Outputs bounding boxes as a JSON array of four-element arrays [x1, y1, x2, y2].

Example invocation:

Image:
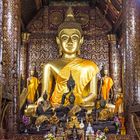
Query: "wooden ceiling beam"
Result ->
[[107, 10, 117, 24], [117, 0, 123, 5], [112, 11, 123, 32], [34, 0, 42, 10], [97, 0, 119, 25], [108, 4, 119, 19], [95, 7, 112, 30], [96, 2, 114, 26], [111, 0, 122, 11]]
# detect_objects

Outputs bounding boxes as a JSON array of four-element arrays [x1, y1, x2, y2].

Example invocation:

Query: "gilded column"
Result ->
[[124, 0, 140, 106], [2, 0, 20, 133], [108, 34, 122, 95]]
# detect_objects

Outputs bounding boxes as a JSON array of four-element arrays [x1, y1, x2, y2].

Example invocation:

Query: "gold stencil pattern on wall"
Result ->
[[50, 11, 63, 25]]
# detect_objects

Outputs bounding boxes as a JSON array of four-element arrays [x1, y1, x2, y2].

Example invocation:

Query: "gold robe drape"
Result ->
[[50, 58, 99, 106], [27, 77, 40, 103], [101, 77, 113, 100]]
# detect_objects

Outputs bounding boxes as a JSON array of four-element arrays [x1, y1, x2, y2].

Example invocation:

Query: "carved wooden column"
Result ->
[[19, 32, 30, 91], [108, 34, 121, 95], [122, 0, 140, 139], [138, 2, 140, 104], [0, 0, 4, 137], [2, 0, 20, 134], [124, 0, 140, 106], [0, 0, 2, 118]]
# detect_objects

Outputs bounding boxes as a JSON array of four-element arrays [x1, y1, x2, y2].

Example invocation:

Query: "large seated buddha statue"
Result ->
[[41, 7, 99, 108]]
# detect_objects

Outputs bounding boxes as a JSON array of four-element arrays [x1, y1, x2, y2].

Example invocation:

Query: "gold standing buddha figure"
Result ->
[[42, 7, 99, 108], [27, 70, 40, 103], [100, 69, 113, 102]]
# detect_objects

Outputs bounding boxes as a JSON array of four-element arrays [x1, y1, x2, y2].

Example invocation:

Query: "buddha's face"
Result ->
[[104, 70, 108, 75], [118, 88, 122, 93], [57, 28, 83, 55], [30, 70, 34, 76]]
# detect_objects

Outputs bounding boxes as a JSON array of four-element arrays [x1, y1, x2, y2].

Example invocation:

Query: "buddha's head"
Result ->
[[104, 69, 108, 75], [118, 88, 122, 93], [30, 69, 35, 76], [56, 7, 83, 56]]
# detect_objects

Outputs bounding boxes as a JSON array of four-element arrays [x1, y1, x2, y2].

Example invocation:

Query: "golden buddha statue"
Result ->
[[20, 69, 40, 111], [68, 115, 80, 129], [114, 88, 124, 114], [99, 69, 113, 102], [41, 7, 99, 108], [26, 69, 40, 103]]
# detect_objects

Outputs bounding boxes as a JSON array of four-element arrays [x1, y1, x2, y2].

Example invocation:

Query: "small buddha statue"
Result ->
[[119, 115, 126, 135], [36, 92, 51, 116], [114, 88, 124, 114], [26, 69, 40, 104], [68, 74, 76, 106], [99, 69, 114, 103], [20, 69, 40, 110], [68, 115, 80, 129], [68, 125, 80, 140], [41, 7, 99, 108], [61, 73, 75, 106], [86, 122, 94, 135], [56, 122, 65, 136], [72, 126, 79, 140]]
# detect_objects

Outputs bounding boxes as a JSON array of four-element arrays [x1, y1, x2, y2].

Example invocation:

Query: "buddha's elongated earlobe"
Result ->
[[77, 36, 83, 55], [56, 37, 62, 56], [56, 37, 60, 45], [59, 46, 62, 56], [80, 36, 84, 45]]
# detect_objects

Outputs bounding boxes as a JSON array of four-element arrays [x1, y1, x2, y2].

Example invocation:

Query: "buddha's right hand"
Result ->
[[80, 98, 95, 108]]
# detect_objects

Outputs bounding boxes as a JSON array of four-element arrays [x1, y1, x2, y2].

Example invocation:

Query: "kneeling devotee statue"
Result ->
[[41, 7, 99, 109]]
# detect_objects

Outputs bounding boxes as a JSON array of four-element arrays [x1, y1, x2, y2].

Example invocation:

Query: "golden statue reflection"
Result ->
[[41, 7, 99, 108]]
